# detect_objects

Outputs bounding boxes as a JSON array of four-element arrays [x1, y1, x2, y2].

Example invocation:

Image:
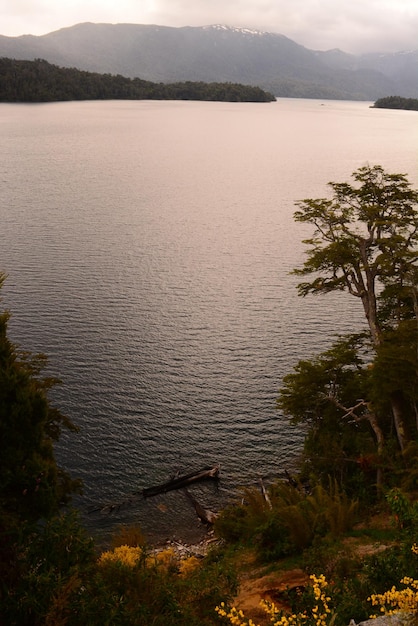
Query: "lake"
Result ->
[[1, 98, 417, 544]]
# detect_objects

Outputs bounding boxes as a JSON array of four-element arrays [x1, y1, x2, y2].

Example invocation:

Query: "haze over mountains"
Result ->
[[0, 22, 416, 100]]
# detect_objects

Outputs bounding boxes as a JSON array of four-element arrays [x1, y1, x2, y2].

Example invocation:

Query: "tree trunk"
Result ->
[[360, 283, 409, 452], [390, 391, 408, 452], [366, 409, 385, 490]]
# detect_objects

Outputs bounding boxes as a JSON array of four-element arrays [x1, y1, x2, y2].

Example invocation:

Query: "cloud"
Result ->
[[0, 0, 417, 53], [144, 0, 418, 52], [290, 0, 415, 54]]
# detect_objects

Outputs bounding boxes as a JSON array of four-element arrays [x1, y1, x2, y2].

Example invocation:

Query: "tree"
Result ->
[[0, 57, 276, 103], [373, 96, 418, 111], [292, 165, 418, 452], [0, 272, 81, 567], [278, 334, 386, 492]]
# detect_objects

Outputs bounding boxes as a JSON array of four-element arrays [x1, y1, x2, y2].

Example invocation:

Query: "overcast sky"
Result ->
[[1, 0, 417, 54]]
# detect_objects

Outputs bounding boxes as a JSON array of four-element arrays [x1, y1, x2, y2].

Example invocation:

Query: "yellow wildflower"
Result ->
[[219, 574, 333, 626], [368, 545, 418, 618], [98, 544, 142, 567], [178, 555, 201, 577]]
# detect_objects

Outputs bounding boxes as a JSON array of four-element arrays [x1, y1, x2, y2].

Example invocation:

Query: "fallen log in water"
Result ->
[[183, 488, 218, 525], [142, 465, 220, 498], [87, 465, 220, 515]]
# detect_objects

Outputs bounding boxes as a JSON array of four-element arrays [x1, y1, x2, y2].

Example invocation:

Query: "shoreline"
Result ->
[[151, 530, 223, 558]]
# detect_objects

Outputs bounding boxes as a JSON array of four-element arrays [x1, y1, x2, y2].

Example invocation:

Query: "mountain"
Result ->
[[0, 23, 416, 100], [315, 48, 418, 99]]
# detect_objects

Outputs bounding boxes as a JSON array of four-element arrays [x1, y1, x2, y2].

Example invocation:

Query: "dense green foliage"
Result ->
[[0, 271, 83, 619], [2, 512, 238, 625], [0, 324, 81, 525], [278, 165, 418, 494], [0, 276, 82, 518], [215, 479, 359, 561], [373, 96, 418, 110], [215, 485, 418, 626], [286, 538, 418, 626], [215, 166, 418, 624], [204, 165, 418, 625], [0, 57, 276, 103]]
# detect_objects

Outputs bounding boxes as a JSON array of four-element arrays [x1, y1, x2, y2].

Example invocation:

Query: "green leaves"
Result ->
[[279, 165, 418, 487], [293, 165, 418, 330], [0, 278, 80, 528]]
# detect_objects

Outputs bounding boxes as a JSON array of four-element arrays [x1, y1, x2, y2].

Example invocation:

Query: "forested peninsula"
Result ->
[[373, 95, 418, 110], [0, 57, 276, 103]]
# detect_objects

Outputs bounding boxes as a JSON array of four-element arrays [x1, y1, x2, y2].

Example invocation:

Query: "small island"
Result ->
[[0, 57, 276, 103], [372, 95, 418, 111]]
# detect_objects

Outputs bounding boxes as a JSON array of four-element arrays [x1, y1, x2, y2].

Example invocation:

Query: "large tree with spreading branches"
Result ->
[[278, 165, 418, 491]]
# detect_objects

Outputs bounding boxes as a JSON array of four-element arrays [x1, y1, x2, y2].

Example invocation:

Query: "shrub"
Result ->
[[369, 545, 418, 617], [216, 548, 418, 626], [1, 512, 95, 626], [98, 544, 142, 567], [215, 501, 251, 543], [215, 480, 359, 561], [216, 574, 333, 626], [386, 488, 418, 531], [110, 523, 145, 548], [260, 480, 358, 555]]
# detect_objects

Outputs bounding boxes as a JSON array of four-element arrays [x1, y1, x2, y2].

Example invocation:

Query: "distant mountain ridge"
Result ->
[[0, 22, 416, 100]]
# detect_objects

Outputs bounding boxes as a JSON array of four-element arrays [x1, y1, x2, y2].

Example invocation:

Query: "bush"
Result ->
[[215, 480, 359, 562], [110, 523, 146, 548], [1, 512, 95, 626]]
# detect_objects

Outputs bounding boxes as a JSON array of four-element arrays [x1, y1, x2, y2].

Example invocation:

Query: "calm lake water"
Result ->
[[1, 98, 417, 543]]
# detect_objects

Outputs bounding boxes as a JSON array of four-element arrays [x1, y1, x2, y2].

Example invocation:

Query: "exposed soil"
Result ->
[[152, 512, 396, 625], [233, 565, 310, 625], [231, 514, 396, 625]]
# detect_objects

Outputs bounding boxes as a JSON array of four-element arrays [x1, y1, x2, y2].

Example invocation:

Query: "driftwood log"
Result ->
[[259, 478, 272, 509], [142, 465, 220, 498], [183, 488, 218, 524], [88, 465, 220, 515]]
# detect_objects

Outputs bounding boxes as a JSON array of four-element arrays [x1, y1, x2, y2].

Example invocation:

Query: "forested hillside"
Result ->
[[0, 57, 275, 102], [1, 22, 417, 99], [373, 95, 418, 110]]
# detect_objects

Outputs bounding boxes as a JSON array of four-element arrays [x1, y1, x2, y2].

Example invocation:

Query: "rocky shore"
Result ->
[[152, 529, 223, 559]]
